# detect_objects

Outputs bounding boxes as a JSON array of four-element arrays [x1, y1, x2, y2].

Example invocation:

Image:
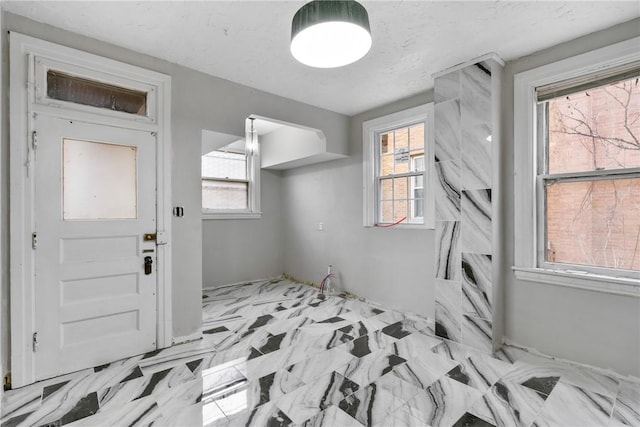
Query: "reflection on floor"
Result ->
[[1, 278, 639, 426]]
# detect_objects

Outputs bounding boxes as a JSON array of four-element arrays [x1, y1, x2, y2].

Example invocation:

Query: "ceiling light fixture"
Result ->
[[291, 0, 372, 68]]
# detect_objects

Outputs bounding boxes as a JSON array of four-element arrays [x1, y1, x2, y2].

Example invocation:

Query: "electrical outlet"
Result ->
[[318, 222, 324, 231]]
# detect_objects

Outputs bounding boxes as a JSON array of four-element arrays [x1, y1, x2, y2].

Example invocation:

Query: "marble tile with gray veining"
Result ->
[[435, 279, 462, 342], [436, 221, 462, 281], [300, 404, 365, 427], [276, 371, 360, 424], [538, 381, 615, 427], [338, 383, 406, 427], [435, 159, 461, 221], [387, 350, 459, 391], [461, 123, 493, 190], [461, 189, 492, 254], [460, 63, 492, 128], [461, 252, 493, 319], [285, 346, 355, 384], [610, 380, 640, 426], [446, 354, 513, 393], [218, 401, 293, 427], [336, 348, 407, 388], [338, 317, 387, 338], [435, 99, 462, 162], [461, 314, 493, 353], [435, 69, 461, 103], [390, 330, 443, 361], [469, 380, 547, 427], [3, 277, 634, 427], [403, 376, 483, 427]]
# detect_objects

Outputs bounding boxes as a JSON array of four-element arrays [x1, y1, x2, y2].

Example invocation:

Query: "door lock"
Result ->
[[144, 256, 153, 275]]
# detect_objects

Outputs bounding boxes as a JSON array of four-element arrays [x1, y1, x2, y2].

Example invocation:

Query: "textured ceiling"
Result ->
[[3, 1, 639, 116]]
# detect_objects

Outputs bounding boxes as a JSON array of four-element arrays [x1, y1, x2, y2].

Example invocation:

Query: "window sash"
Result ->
[[536, 87, 640, 275], [536, 174, 640, 276]]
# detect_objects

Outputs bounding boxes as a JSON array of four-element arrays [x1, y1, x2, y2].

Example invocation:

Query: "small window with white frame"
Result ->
[[363, 104, 434, 228], [514, 37, 640, 293], [202, 121, 261, 219]]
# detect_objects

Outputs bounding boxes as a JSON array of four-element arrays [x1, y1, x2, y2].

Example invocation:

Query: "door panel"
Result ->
[[34, 116, 157, 381]]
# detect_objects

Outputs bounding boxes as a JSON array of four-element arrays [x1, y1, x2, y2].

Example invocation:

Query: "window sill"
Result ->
[[512, 267, 639, 298], [202, 211, 262, 220]]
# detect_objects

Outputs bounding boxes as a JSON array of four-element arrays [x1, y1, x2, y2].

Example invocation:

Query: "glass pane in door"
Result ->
[[63, 139, 137, 220]]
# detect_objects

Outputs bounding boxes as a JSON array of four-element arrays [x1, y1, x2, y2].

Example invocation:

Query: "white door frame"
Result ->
[[9, 32, 173, 388]]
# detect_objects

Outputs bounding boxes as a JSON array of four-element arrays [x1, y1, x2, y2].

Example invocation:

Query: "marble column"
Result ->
[[433, 57, 502, 352]]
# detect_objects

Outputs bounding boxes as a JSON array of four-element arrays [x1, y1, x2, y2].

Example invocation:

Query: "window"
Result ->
[[363, 104, 434, 228], [202, 133, 260, 219], [514, 37, 640, 295]]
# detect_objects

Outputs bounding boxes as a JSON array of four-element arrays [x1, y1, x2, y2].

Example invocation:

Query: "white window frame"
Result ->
[[363, 103, 435, 229], [202, 121, 261, 220], [513, 36, 640, 298], [411, 155, 425, 222]]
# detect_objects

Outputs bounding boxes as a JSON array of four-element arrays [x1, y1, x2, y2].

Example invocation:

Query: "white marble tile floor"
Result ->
[[1, 277, 638, 427]]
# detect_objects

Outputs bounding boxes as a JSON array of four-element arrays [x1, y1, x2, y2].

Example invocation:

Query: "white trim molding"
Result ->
[[513, 36, 640, 296], [9, 32, 173, 387], [362, 103, 435, 229]]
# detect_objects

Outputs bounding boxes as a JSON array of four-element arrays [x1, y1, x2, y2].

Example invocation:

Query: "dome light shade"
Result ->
[[291, 0, 372, 68]]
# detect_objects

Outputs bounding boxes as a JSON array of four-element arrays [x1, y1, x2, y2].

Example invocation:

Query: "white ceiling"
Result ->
[[3, 1, 639, 116]]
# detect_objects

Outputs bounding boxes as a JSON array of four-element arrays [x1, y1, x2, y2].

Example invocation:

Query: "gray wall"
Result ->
[[282, 92, 437, 318], [0, 13, 349, 377], [202, 170, 285, 287], [501, 18, 640, 376]]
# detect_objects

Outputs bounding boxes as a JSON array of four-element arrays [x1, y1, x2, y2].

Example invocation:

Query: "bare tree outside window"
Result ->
[[544, 76, 640, 271]]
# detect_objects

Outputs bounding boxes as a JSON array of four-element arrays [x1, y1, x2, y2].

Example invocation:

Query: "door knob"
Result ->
[[144, 256, 153, 275]]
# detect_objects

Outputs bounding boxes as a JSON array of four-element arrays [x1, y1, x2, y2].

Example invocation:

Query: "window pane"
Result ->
[[411, 197, 424, 220], [394, 200, 408, 222], [412, 156, 425, 173], [202, 151, 246, 180], [380, 154, 394, 177], [203, 180, 248, 210], [546, 76, 640, 174], [63, 139, 137, 220], [47, 71, 147, 116], [545, 177, 640, 271], [380, 201, 394, 223], [380, 178, 393, 201], [394, 177, 409, 200], [409, 123, 425, 154]]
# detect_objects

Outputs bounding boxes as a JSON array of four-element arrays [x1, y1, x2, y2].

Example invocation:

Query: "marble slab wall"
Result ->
[[433, 60, 500, 352]]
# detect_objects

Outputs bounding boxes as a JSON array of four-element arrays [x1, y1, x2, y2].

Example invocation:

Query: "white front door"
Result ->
[[33, 115, 158, 381]]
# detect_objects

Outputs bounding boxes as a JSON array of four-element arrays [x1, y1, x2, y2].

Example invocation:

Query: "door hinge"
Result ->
[[32, 130, 38, 151], [32, 232, 38, 249], [3, 372, 11, 391], [32, 332, 39, 352]]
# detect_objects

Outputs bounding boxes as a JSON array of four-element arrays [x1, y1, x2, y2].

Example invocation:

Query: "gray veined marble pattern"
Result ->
[[446, 354, 513, 393], [461, 252, 493, 320], [460, 62, 492, 128], [538, 381, 615, 427], [338, 383, 406, 427], [462, 123, 493, 190], [435, 159, 462, 221], [435, 279, 462, 342], [461, 189, 492, 255], [403, 376, 483, 427], [300, 405, 365, 427], [461, 315, 493, 353], [434, 99, 462, 163], [2, 277, 638, 427], [610, 380, 640, 426], [469, 379, 548, 427], [275, 371, 360, 424], [435, 69, 461, 103], [436, 221, 462, 281]]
